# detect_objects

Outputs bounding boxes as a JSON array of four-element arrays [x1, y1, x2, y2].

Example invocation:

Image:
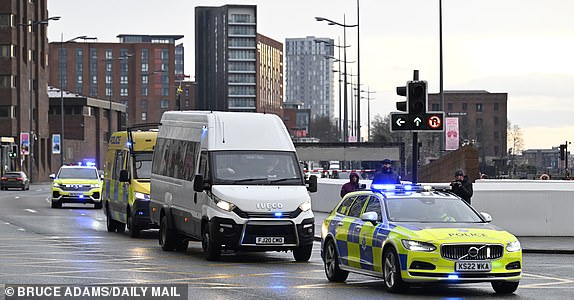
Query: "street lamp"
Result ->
[[357, 87, 376, 141], [19, 16, 60, 182], [315, 0, 361, 141], [59, 35, 96, 166]]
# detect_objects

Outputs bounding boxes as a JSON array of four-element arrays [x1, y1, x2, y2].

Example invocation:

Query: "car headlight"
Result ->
[[134, 192, 150, 201], [53, 182, 61, 187], [299, 200, 312, 212], [91, 184, 100, 188], [213, 195, 236, 212], [506, 240, 521, 252], [401, 240, 437, 252]]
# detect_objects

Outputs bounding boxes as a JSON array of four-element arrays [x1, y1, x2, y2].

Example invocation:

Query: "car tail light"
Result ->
[[0, 177, 6, 181], [17, 177, 24, 181]]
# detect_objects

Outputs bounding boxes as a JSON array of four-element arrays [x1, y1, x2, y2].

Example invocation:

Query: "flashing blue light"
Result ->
[[126, 141, 133, 148], [79, 194, 84, 199], [137, 211, 144, 216], [403, 184, 413, 191], [448, 274, 459, 280], [201, 126, 208, 140], [85, 161, 96, 167], [274, 212, 283, 217], [371, 184, 398, 191]]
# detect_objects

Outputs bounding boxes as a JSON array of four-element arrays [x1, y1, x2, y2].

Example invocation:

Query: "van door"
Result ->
[[191, 151, 209, 238], [112, 150, 129, 223]]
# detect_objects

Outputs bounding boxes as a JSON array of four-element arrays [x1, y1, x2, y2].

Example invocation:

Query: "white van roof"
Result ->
[[160, 111, 295, 151]]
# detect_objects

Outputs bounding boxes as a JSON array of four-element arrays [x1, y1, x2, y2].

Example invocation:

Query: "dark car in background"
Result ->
[[1, 171, 30, 191]]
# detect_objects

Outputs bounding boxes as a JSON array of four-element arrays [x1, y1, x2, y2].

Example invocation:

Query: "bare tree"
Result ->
[[507, 121, 524, 176]]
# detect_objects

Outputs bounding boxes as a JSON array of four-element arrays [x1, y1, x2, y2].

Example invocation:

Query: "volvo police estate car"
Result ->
[[321, 184, 522, 294], [50, 165, 102, 209]]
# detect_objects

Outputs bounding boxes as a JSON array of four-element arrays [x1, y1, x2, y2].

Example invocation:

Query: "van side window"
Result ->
[[152, 137, 201, 181], [112, 150, 125, 180], [199, 151, 208, 178], [183, 142, 200, 181]]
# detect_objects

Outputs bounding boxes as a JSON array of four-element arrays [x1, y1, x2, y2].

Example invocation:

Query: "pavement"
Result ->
[[312, 211, 574, 254]]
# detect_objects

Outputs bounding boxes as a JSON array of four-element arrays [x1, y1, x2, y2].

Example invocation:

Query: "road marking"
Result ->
[[25, 209, 37, 214]]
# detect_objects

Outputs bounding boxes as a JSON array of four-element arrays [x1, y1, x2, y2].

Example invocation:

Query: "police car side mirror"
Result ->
[[361, 211, 379, 224], [480, 212, 493, 223], [306, 175, 317, 193], [359, 183, 366, 190], [119, 169, 130, 182], [49, 174, 55, 180]]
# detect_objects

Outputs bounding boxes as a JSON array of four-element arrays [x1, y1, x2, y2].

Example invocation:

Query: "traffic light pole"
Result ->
[[411, 70, 419, 184]]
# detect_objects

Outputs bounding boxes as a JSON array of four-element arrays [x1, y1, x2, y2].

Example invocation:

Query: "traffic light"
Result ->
[[9, 145, 17, 158], [408, 80, 428, 114], [559, 144, 566, 160], [396, 86, 407, 112]]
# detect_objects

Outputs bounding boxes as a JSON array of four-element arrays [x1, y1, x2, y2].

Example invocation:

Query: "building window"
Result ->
[[447, 103, 453, 111], [431, 103, 439, 111], [0, 45, 13, 57], [494, 116, 499, 125], [0, 75, 14, 88], [0, 15, 12, 28], [160, 100, 169, 109], [141, 86, 148, 96], [494, 103, 499, 112], [476, 118, 483, 129], [0, 106, 14, 118], [476, 103, 483, 112], [120, 88, 128, 96], [141, 112, 147, 121], [141, 99, 148, 109], [462, 103, 468, 111]]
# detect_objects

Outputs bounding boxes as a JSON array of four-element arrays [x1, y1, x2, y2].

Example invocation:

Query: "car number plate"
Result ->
[[255, 237, 284, 245], [455, 261, 491, 272], [68, 192, 83, 197]]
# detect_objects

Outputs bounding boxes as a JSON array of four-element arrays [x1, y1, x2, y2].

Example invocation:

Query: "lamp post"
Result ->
[[316, 15, 358, 142], [315, 38, 349, 141], [59, 35, 96, 166], [358, 87, 376, 141], [19, 16, 60, 182]]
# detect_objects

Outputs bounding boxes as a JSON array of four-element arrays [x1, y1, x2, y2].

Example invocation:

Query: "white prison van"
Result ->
[[150, 111, 318, 261]]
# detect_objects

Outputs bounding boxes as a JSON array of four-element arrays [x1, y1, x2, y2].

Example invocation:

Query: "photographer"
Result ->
[[450, 169, 473, 205]]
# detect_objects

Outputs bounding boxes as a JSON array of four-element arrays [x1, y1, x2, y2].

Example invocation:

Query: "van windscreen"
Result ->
[[133, 152, 153, 179], [212, 151, 303, 185]]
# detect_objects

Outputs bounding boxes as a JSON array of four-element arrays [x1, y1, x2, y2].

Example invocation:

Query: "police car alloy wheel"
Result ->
[[383, 248, 407, 292], [324, 239, 349, 282]]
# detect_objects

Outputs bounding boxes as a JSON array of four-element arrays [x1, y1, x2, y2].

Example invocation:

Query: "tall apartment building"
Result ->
[[257, 33, 283, 117], [195, 5, 258, 112], [0, 0, 55, 181], [48, 35, 183, 129], [285, 37, 334, 120]]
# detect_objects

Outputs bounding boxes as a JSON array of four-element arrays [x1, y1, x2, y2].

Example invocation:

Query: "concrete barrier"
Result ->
[[311, 179, 574, 237]]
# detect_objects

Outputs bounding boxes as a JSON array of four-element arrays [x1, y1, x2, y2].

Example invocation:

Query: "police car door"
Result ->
[[358, 196, 385, 272], [345, 195, 370, 269]]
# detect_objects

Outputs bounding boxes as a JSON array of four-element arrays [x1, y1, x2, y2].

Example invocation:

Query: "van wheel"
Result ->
[[174, 237, 189, 252], [324, 239, 348, 282], [492, 281, 519, 294], [127, 209, 140, 238], [293, 244, 313, 262], [159, 215, 178, 251], [202, 224, 221, 261]]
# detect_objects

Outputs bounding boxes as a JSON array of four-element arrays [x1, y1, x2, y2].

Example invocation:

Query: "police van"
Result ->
[[103, 124, 159, 237], [150, 111, 318, 261]]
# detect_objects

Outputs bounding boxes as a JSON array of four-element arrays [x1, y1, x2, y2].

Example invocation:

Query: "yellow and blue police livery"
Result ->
[[50, 165, 102, 209], [321, 184, 522, 294]]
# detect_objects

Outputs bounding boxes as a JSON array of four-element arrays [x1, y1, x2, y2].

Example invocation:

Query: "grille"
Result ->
[[241, 221, 297, 245], [441, 244, 504, 260], [233, 207, 301, 219], [60, 185, 92, 192]]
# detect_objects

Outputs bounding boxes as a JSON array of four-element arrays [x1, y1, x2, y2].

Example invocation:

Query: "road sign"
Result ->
[[390, 112, 445, 132]]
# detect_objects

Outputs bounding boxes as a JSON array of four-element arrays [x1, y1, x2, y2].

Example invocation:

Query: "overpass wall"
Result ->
[[311, 178, 574, 236]]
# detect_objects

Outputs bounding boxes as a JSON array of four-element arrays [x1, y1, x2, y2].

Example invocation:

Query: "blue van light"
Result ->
[[274, 212, 283, 217], [79, 194, 84, 199], [126, 141, 132, 147]]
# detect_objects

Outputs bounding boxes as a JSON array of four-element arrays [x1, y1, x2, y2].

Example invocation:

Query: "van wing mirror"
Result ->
[[49, 174, 55, 180], [193, 174, 211, 192], [306, 175, 317, 193], [119, 169, 130, 182]]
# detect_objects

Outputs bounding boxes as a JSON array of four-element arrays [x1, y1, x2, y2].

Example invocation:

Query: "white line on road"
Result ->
[[25, 209, 38, 214]]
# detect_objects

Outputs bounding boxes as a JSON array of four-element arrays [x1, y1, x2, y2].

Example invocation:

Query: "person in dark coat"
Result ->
[[340, 172, 361, 197], [450, 169, 473, 204], [370, 159, 401, 189]]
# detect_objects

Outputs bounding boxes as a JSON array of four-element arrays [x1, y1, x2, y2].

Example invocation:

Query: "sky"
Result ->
[[46, 0, 574, 150]]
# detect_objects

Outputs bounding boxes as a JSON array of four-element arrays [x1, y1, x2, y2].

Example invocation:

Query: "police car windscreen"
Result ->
[[385, 197, 483, 223], [58, 168, 99, 180]]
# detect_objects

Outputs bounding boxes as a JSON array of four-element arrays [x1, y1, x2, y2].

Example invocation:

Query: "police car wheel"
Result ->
[[202, 224, 221, 261], [51, 200, 62, 209], [491, 281, 519, 294], [383, 248, 407, 292], [293, 244, 312, 262], [324, 239, 349, 282]]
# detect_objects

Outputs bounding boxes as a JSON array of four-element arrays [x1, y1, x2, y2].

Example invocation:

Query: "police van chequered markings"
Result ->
[[321, 184, 522, 294]]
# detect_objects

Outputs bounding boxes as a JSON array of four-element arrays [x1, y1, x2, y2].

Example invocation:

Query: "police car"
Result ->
[[321, 184, 522, 294]]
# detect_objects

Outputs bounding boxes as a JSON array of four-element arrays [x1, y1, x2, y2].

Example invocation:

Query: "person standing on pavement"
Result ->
[[450, 169, 473, 204], [370, 159, 401, 189], [340, 172, 361, 198]]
